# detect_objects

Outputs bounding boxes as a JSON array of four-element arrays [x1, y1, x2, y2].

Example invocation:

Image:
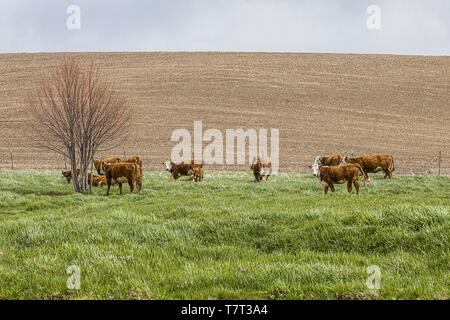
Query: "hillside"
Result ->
[[0, 52, 448, 173]]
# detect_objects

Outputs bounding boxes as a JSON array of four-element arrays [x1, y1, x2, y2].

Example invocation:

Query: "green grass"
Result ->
[[0, 170, 449, 300]]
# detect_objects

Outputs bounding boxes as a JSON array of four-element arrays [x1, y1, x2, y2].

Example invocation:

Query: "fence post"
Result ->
[[438, 151, 441, 175], [123, 150, 126, 159], [10, 151, 14, 169]]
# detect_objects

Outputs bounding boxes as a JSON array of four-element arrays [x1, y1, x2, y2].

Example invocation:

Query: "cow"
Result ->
[[122, 156, 143, 187], [188, 166, 204, 182], [122, 156, 143, 173], [310, 156, 368, 195], [61, 169, 80, 183], [343, 153, 395, 181], [91, 175, 118, 187], [164, 160, 204, 181], [319, 154, 343, 167], [103, 162, 142, 195], [250, 157, 272, 182], [94, 157, 121, 175], [61, 170, 110, 187]]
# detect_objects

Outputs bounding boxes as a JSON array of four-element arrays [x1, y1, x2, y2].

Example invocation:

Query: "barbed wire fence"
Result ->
[[2, 150, 450, 175]]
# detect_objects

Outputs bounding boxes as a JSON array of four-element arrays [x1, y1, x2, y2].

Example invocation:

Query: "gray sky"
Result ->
[[0, 0, 448, 55]]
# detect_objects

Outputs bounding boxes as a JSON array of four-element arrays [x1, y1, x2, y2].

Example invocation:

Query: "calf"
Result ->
[[188, 166, 204, 182], [164, 160, 204, 181], [91, 175, 118, 187], [344, 153, 394, 181], [250, 157, 272, 182], [311, 156, 367, 195], [122, 156, 143, 187], [94, 157, 121, 175], [61, 169, 80, 183], [103, 162, 142, 195], [61, 170, 109, 186], [122, 156, 143, 173], [319, 154, 343, 166]]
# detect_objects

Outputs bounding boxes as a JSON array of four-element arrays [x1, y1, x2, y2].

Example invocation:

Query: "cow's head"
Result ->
[[311, 156, 321, 177], [258, 166, 265, 177], [98, 161, 108, 175], [340, 157, 347, 165], [101, 162, 114, 174], [164, 161, 172, 172], [250, 157, 262, 172], [61, 170, 72, 183], [94, 160, 102, 174], [260, 162, 271, 176]]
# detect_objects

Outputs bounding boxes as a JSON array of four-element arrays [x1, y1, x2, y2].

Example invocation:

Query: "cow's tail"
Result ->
[[390, 156, 395, 172], [355, 164, 368, 185]]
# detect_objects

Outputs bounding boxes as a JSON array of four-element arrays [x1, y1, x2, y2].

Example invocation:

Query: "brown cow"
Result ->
[[61, 170, 111, 187], [91, 175, 119, 187], [103, 162, 142, 195], [61, 169, 80, 183], [122, 156, 143, 187], [94, 157, 121, 175], [164, 160, 204, 181], [343, 153, 394, 181], [122, 156, 143, 172], [319, 154, 343, 166], [311, 156, 367, 195], [250, 157, 272, 182], [188, 166, 204, 182]]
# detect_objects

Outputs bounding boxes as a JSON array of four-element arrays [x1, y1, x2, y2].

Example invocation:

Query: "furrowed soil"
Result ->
[[0, 52, 449, 174]]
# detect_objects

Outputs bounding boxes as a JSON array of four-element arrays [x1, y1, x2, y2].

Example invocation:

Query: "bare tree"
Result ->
[[26, 58, 131, 192]]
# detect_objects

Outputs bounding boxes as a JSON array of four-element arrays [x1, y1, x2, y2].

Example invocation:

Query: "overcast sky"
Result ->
[[0, 0, 448, 55]]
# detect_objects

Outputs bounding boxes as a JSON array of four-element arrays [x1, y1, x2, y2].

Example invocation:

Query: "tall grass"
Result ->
[[0, 170, 448, 299]]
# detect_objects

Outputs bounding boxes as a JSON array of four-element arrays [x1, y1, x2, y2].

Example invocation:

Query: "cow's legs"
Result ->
[[129, 180, 134, 193], [136, 174, 142, 192], [106, 183, 111, 196], [329, 184, 335, 192], [347, 181, 353, 193], [324, 186, 329, 194], [119, 183, 123, 195], [383, 168, 392, 179], [354, 180, 360, 195]]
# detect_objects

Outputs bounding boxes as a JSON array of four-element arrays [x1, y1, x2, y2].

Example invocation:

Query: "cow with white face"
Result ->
[[164, 161, 172, 172], [309, 155, 367, 195], [250, 157, 272, 182], [164, 160, 194, 180], [311, 156, 321, 178]]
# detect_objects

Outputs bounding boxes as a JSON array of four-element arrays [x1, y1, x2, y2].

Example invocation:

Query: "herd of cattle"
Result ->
[[61, 153, 394, 195]]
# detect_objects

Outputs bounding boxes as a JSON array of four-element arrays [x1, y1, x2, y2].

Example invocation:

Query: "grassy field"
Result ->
[[0, 170, 448, 300]]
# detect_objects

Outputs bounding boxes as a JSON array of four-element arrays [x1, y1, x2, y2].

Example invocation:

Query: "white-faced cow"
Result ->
[[311, 156, 367, 195]]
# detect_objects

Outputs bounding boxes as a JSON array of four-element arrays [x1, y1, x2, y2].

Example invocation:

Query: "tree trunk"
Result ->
[[70, 146, 80, 192]]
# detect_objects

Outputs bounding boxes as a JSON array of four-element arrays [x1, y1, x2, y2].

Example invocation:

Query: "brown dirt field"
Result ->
[[0, 52, 449, 174]]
